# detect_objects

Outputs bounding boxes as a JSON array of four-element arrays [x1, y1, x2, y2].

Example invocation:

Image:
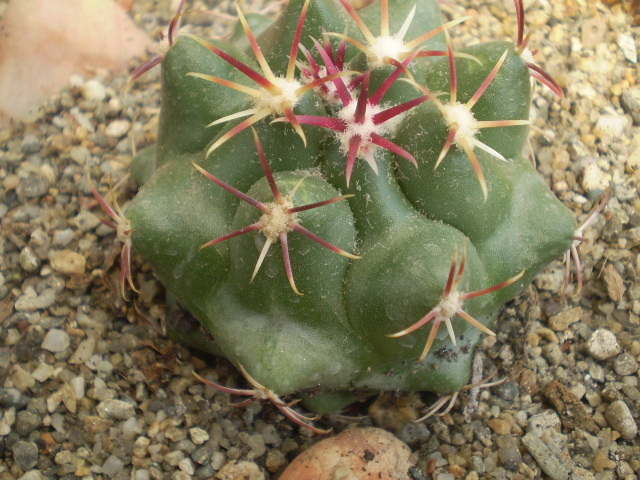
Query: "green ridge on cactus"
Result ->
[[106, 0, 576, 429]]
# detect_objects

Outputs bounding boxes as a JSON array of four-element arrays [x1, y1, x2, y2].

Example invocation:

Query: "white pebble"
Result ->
[[179, 458, 195, 475], [50, 413, 66, 433], [68, 336, 96, 365], [70, 376, 85, 400], [581, 163, 610, 195], [41, 329, 71, 353], [164, 450, 185, 466], [102, 455, 124, 477], [122, 417, 139, 439], [189, 427, 209, 445], [15, 287, 56, 312], [617, 33, 637, 63], [133, 470, 150, 480], [588, 329, 621, 360], [81, 79, 107, 102], [97, 399, 135, 420], [105, 119, 131, 138], [593, 114, 628, 138], [31, 363, 55, 382]]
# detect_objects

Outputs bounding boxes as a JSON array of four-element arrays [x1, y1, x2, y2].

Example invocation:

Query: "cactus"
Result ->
[[92, 0, 580, 431]]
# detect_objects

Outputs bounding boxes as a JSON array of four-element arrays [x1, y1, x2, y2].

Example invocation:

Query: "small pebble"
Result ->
[[179, 458, 195, 475], [605, 400, 638, 440], [617, 33, 637, 63], [105, 119, 131, 138], [50, 249, 86, 275], [487, 418, 512, 435], [593, 114, 628, 138], [211, 451, 225, 470], [69, 145, 90, 164], [74, 210, 101, 232], [522, 433, 570, 480], [587, 329, 621, 360], [16, 176, 50, 198], [133, 436, 150, 457], [31, 362, 54, 382], [70, 376, 85, 399], [189, 427, 209, 445], [581, 163, 610, 196], [96, 399, 135, 420], [81, 79, 107, 102], [613, 353, 639, 376], [245, 433, 266, 458], [52, 229, 75, 247], [192, 447, 212, 465], [67, 336, 96, 364], [18, 471, 42, 480], [102, 455, 124, 477], [548, 307, 582, 331], [12, 441, 39, 471], [19, 247, 40, 272], [265, 450, 287, 473], [216, 461, 265, 480], [164, 450, 185, 466], [21, 134, 41, 153], [15, 287, 56, 311], [41, 328, 71, 353], [15, 410, 41, 436], [621, 88, 640, 124], [496, 435, 522, 471]]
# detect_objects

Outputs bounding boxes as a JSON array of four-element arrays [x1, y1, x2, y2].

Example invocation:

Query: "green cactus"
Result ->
[[92, 0, 580, 431]]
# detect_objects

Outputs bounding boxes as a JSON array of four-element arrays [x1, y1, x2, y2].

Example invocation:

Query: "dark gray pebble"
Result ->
[[12, 440, 39, 471], [16, 411, 42, 437], [16, 176, 50, 199]]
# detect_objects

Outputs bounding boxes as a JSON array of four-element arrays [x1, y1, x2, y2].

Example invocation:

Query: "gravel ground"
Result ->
[[0, 0, 639, 479]]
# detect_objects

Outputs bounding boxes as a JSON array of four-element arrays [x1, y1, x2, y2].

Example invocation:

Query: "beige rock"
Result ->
[[280, 428, 414, 480], [50, 250, 86, 275], [0, 0, 152, 122]]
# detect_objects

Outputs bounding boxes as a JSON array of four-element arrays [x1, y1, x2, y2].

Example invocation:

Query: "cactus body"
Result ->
[[118, 0, 576, 419]]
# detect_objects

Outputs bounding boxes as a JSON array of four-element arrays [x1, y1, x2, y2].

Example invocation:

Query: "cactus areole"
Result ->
[[104, 0, 578, 429]]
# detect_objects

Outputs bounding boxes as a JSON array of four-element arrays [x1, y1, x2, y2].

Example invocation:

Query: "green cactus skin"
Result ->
[[113, 0, 577, 425]]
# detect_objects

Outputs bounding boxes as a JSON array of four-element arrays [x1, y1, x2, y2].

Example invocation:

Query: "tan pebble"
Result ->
[[487, 418, 511, 435], [368, 392, 423, 430], [591, 449, 616, 472], [581, 18, 607, 48], [50, 250, 86, 275], [603, 263, 625, 301], [216, 460, 264, 480], [3, 173, 19, 190], [280, 428, 414, 480], [49, 134, 74, 153], [536, 328, 559, 343], [449, 465, 467, 477], [519, 369, 539, 395], [74, 466, 91, 477], [548, 307, 583, 331], [105, 119, 131, 138]]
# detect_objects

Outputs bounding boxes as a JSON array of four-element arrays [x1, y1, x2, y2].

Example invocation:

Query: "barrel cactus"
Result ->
[[92, 0, 578, 432]]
